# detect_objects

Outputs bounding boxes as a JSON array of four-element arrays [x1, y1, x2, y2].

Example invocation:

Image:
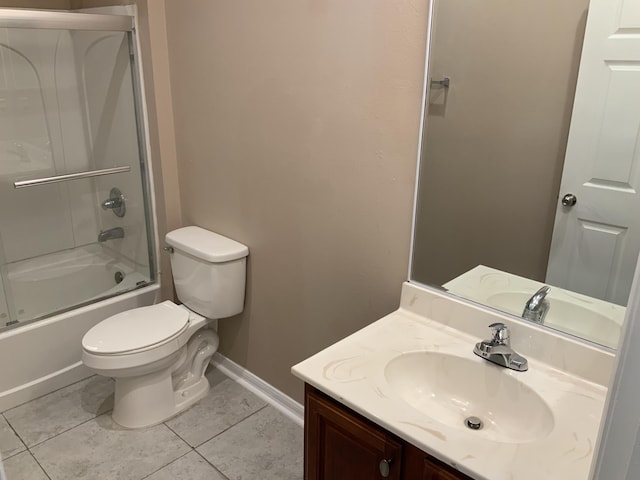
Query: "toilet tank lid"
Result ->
[[165, 226, 249, 263]]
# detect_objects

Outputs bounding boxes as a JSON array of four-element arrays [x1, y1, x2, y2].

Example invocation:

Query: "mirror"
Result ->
[[411, 0, 640, 350]]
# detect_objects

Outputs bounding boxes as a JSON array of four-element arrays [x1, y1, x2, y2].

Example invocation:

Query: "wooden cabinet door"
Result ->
[[403, 442, 473, 480], [305, 385, 403, 480]]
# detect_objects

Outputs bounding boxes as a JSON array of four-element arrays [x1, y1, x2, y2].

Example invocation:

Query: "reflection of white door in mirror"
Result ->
[[546, 0, 640, 307], [411, 0, 640, 350]]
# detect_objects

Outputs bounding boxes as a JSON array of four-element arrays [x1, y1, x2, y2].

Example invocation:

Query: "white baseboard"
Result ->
[[211, 353, 304, 427]]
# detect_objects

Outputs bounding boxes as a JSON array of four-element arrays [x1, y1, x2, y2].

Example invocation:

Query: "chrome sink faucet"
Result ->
[[473, 323, 528, 372], [522, 286, 550, 324]]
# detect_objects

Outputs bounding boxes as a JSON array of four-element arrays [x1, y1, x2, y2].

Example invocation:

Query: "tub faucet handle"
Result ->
[[101, 188, 126, 217]]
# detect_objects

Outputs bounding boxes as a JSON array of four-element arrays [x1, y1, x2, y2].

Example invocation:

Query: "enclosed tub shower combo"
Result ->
[[0, 8, 158, 412]]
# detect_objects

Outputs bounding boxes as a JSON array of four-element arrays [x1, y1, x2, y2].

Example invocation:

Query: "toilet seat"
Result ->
[[82, 301, 189, 355]]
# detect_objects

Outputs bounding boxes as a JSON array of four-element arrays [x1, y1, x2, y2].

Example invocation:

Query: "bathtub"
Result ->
[[0, 245, 159, 412], [3, 244, 152, 323]]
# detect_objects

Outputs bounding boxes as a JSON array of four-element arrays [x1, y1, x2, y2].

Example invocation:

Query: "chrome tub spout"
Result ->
[[98, 227, 124, 242]]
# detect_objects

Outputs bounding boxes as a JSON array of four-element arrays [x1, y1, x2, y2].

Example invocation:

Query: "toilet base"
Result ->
[[110, 328, 220, 429], [112, 368, 211, 429]]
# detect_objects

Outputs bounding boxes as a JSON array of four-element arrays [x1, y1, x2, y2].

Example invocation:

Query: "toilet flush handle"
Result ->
[[163, 246, 174, 254]]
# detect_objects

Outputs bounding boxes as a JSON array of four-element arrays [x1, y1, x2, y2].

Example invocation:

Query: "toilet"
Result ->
[[81, 226, 248, 428]]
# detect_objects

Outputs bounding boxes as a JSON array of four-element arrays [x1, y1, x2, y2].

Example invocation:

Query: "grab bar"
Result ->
[[13, 166, 131, 189]]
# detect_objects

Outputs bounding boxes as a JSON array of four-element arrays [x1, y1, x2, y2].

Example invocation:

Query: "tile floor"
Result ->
[[0, 368, 303, 480]]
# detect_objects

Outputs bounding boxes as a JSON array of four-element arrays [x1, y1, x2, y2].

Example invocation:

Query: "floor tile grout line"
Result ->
[[192, 404, 270, 450], [194, 404, 304, 479], [157, 421, 192, 452], [1, 412, 28, 457], [193, 450, 231, 480], [160, 375, 270, 449], [0, 448, 26, 461], [0, 374, 98, 416], [137, 447, 231, 480], [2, 376, 114, 449], [162, 421, 188, 444], [25, 410, 113, 451], [138, 448, 195, 480], [26, 450, 52, 480], [0, 446, 27, 461]]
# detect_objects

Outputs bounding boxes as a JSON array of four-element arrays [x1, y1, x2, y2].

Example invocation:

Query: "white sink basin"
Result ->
[[487, 292, 621, 348], [384, 352, 554, 444]]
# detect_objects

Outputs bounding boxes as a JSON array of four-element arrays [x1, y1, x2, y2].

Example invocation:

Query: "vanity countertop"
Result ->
[[292, 282, 611, 480]]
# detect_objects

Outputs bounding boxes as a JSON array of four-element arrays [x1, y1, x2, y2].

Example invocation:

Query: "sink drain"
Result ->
[[465, 416, 483, 430]]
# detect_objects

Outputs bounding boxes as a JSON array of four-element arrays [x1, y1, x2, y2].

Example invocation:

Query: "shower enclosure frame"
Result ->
[[0, 7, 160, 412]]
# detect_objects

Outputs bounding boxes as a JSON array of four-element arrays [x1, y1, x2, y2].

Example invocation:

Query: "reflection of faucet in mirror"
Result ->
[[473, 322, 528, 372], [522, 286, 550, 324], [443, 266, 625, 349]]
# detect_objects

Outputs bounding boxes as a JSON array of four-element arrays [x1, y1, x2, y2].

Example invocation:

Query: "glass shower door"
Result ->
[[0, 11, 155, 329]]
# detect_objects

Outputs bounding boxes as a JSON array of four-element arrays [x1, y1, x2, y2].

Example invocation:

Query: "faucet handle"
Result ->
[[489, 322, 510, 345]]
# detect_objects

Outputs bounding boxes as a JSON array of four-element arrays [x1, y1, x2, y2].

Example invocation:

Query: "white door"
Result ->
[[546, 0, 640, 306]]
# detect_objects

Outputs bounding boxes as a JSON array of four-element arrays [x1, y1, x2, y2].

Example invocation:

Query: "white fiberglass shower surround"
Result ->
[[0, 8, 159, 411]]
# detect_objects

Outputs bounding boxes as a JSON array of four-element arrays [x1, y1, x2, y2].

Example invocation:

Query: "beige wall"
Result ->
[[413, 0, 589, 285], [164, 0, 428, 401]]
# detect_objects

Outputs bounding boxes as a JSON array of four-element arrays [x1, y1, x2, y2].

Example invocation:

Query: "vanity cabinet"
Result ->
[[305, 385, 472, 480]]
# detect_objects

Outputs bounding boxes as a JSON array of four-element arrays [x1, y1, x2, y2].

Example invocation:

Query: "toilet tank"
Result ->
[[165, 226, 249, 319]]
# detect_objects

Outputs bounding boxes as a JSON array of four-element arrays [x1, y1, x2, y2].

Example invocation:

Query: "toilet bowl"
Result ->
[[81, 226, 248, 428]]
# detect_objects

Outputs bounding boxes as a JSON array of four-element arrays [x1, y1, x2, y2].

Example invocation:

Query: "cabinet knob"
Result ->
[[379, 458, 393, 477]]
